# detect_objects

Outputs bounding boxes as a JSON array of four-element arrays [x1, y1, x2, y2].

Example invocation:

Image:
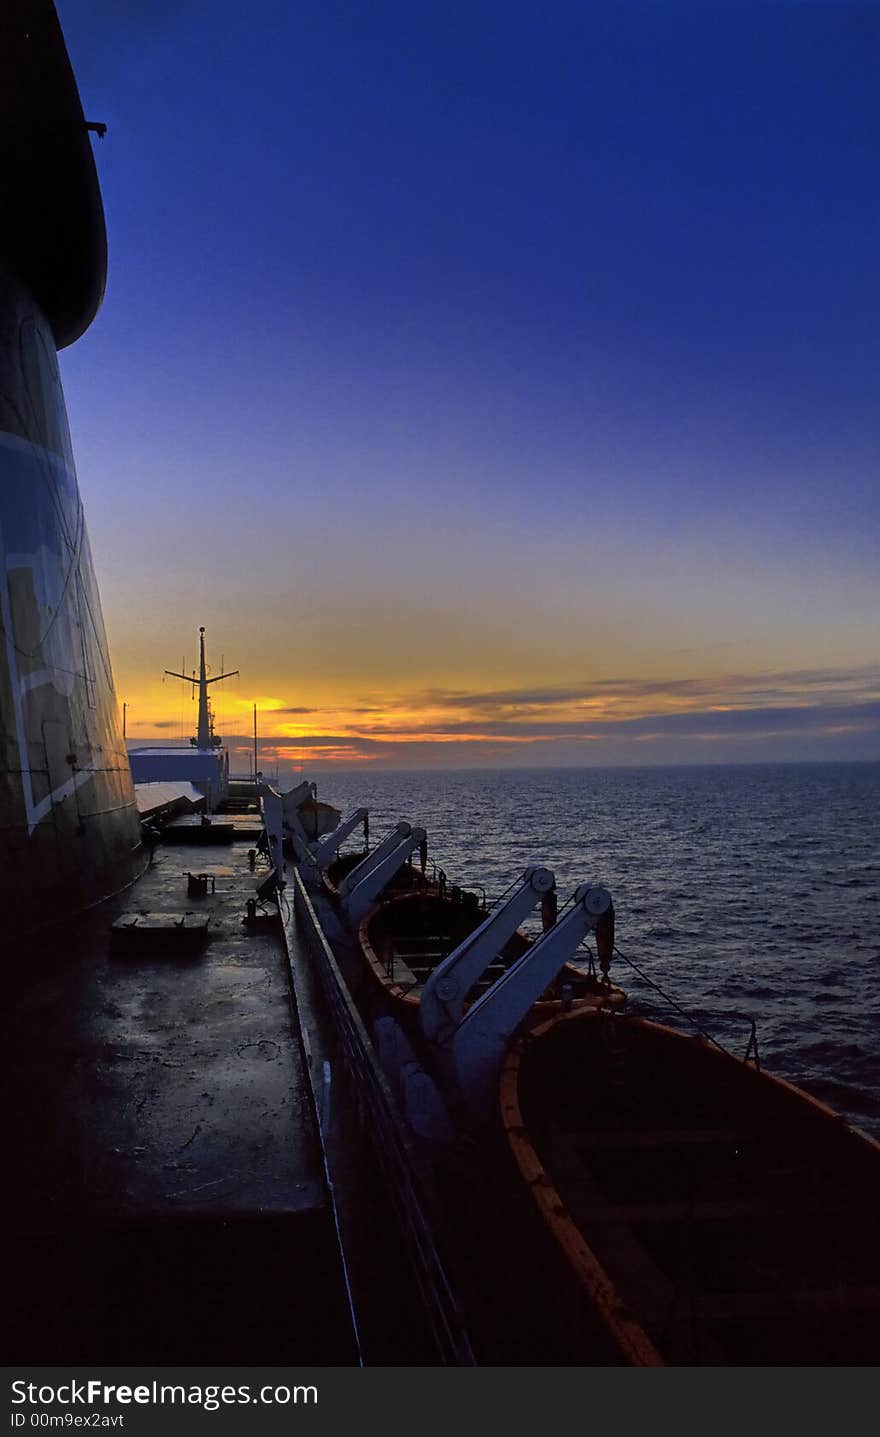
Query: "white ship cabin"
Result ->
[[128, 746, 229, 811]]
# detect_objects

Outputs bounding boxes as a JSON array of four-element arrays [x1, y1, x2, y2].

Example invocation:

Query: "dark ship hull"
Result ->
[[0, 3, 144, 933]]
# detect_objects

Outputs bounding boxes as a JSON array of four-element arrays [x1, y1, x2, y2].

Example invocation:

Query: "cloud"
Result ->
[[220, 697, 880, 760], [403, 665, 880, 717], [139, 663, 880, 767], [358, 700, 880, 741]]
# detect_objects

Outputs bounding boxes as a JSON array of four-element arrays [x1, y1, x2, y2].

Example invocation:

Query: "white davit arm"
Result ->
[[281, 779, 315, 819], [258, 783, 287, 895], [342, 826, 427, 925], [280, 785, 315, 865], [337, 820, 411, 897], [285, 810, 313, 864], [452, 884, 613, 1117], [419, 866, 555, 1044], [312, 807, 369, 870]]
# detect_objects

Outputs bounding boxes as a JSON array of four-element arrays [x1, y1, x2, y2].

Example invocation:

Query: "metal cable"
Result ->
[[612, 944, 733, 1058]]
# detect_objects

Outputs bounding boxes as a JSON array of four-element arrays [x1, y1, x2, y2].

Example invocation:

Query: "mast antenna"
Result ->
[[164, 627, 239, 750]]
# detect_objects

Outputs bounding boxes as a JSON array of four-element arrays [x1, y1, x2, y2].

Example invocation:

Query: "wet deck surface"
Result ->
[[3, 820, 358, 1362], [6, 836, 323, 1224]]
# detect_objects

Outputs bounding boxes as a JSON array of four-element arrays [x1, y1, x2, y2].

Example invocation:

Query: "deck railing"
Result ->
[[289, 869, 476, 1366]]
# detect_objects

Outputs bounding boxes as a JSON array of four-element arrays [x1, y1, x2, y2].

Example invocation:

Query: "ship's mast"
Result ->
[[195, 626, 211, 749], [164, 627, 239, 750]]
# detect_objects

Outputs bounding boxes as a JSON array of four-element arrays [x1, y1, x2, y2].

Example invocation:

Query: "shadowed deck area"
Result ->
[[3, 829, 357, 1362]]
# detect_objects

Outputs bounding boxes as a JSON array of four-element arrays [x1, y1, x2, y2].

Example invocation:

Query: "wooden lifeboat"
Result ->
[[322, 848, 430, 902], [500, 1007, 880, 1365], [358, 886, 627, 1020]]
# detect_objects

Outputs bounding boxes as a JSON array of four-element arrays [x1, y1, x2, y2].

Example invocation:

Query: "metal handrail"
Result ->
[[291, 870, 476, 1365]]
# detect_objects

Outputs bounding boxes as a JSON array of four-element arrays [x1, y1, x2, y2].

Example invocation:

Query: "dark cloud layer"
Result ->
[[215, 700, 880, 757], [407, 665, 880, 715]]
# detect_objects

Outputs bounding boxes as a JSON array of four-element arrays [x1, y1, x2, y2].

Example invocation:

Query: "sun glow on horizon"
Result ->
[[118, 661, 880, 771]]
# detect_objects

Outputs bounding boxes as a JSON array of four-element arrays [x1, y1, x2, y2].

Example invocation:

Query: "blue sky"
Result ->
[[56, 1, 879, 768]]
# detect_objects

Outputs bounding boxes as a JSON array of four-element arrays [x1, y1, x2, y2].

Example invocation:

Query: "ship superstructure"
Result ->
[[128, 626, 238, 808]]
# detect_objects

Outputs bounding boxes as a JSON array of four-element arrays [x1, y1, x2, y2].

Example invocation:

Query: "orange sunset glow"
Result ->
[[116, 654, 880, 773]]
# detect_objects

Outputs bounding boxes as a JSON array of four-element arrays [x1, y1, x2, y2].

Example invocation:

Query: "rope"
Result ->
[[576, 938, 597, 977], [487, 872, 522, 910], [612, 944, 733, 1058], [551, 890, 578, 921]]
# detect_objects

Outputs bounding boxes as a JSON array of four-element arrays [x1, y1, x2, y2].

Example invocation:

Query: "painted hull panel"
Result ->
[[0, 267, 144, 935]]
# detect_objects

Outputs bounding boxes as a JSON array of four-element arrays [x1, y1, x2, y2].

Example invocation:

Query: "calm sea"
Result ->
[[310, 762, 880, 1137]]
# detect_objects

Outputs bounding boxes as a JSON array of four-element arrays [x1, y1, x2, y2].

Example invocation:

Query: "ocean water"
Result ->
[[310, 763, 880, 1137]]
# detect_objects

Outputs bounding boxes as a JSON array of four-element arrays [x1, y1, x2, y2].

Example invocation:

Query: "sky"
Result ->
[[56, 0, 878, 772]]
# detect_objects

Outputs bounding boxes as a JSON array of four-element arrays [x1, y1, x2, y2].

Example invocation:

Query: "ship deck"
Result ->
[[3, 822, 358, 1362]]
